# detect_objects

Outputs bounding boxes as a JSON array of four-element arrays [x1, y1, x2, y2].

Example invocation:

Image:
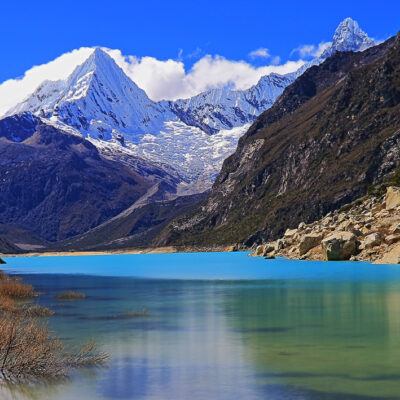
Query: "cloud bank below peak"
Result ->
[[0, 46, 307, 115]]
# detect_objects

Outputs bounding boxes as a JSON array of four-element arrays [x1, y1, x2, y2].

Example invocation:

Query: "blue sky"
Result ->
[[1, 0, 399, 84]]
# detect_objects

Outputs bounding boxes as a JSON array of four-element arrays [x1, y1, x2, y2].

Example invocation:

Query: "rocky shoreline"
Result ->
[[251, 187, 400, 264]]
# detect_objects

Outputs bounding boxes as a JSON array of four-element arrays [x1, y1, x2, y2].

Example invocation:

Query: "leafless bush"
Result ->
[[22, 305, 55, 318], [0, 314, 108, 383], [0, 271, 108, 383], [0, 294, 17, 313]]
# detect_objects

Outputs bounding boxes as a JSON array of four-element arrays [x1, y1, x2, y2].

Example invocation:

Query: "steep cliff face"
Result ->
[[157, 34, 400, 247]]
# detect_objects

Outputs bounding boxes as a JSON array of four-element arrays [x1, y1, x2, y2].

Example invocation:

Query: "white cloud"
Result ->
[[270, 56, 281, 65], [0, 46, 307, 114], [291, 42, 332, 58], [107, 50, 305, 101], [249, 48, 270, 58], [0, 47, 93, 116]]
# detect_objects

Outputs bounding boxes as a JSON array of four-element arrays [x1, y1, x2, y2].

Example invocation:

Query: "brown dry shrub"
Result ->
[[0, 314, 108, 383], [0, 294, 16, 313], [22, 305, 55, 318], [0, 282, 35, 299], [0, 271, 8, 281], [54, 291, 86, 300], [0, 271, 108, 383]]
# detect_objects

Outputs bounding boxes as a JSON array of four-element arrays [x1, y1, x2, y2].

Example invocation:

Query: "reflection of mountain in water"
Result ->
[[223, 279, 400, 399]]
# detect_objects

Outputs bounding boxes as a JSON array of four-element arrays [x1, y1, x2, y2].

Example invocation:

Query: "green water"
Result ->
[[2, 253, 400, 399]]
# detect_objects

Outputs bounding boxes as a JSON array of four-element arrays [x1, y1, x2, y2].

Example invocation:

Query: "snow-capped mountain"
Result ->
[[9, 48, 177, 143], [5, 18, 376, 190], [321, 17, 375, 58], [167, 73, 294, 134]]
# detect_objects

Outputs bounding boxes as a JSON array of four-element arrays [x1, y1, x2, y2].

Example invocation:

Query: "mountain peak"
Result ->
[[83, 47, 114, 70], [68, 47, 123, 82], [321, 18, 375, 58]]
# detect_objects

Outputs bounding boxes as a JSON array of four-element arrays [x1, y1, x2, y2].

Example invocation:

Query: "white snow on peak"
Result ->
[[321, 18, 375, 58], [168, 73, 294, 134], [9, 48, 176, 142], [4, 19, 378, 191]]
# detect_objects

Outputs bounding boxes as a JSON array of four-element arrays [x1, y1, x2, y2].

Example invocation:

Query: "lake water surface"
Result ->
[[2, 252, 400, 399]]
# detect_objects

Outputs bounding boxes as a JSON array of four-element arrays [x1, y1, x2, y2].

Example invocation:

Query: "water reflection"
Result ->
[[2, 256, 400, 399]]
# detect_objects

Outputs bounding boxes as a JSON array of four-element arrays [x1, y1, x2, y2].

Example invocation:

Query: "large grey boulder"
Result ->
[[386, 186, 400, 210], [363, 232, 382, 248], [299, 233, 323, 256], [321, 231, 358, 261]]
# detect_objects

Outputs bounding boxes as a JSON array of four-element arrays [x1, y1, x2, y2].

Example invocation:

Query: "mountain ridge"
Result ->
[[155, 33, 399, 247], [0, 18, 384, 253], [4, 18, 376, 189]]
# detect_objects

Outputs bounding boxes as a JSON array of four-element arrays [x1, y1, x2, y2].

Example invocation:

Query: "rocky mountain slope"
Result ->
[[156, 33, 400, 248], [53, 191, 207, 251], [0, 113, 151, 243], [251, 186, 400, 264]]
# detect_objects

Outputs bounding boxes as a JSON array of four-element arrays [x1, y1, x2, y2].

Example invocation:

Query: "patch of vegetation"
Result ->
[[96, 309, 147, 320], [55, 291, 86, 300], [0, 315, 107, 383], [0, 281, 36, 299], [22, 304, 55, 318], [0, 271, 108, 383], [367, 169, 400, 197]]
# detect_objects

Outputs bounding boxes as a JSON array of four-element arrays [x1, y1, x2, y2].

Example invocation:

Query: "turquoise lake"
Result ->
[[2, 252, 400, 399]]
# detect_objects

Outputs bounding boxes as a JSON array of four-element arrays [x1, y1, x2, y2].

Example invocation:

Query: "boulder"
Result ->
[[0, 258, 5, 265], [254, 245, 265, 256], [363, 232, 382, 248], [321, 231, 358, 261], [262, 243, 275, 255], [386, 186, 400, 210], [337, 220, 354, 232], [390, 223, 400, 234], [298, 222, 306, 230], [276, 239, 287, 250], [372, 203, 384, 214], [284, 228, 298, 238], [386, 234, 400, 245], [299, 233, 323, 256]]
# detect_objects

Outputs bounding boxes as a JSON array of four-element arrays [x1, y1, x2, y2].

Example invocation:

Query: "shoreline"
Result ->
[[2, 245, 237, 258], [251, 188, 400, 265]]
